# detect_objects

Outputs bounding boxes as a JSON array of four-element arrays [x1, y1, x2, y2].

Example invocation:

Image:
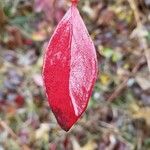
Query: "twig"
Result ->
[[107, 78, 128, 102], [0, 118, 31, 150], [0, 119, 18, 139], [108, 56, 145, 101], [137, 130, 143, 150], [128, 0, 150, 72], [127, 0, 142, 26], [108, 0, 149, 102]]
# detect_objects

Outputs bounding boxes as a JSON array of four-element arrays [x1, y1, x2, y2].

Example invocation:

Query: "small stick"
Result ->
[[108, 56, 145, 101], [0, 118, 31, 150], [128, 0, 150, 72], [108, 0, 149, 102], [0, 119, 17, 139]]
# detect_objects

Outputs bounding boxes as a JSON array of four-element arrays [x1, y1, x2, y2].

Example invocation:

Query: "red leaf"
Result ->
[[42, 2, 98, 131], [15, 95, 25, 107]]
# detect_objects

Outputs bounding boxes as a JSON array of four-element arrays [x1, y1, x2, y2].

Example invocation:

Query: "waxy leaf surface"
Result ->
[[43, 4, 98, 131]]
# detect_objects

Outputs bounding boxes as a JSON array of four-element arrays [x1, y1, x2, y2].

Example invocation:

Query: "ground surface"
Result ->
[[0, 0, 150, 149]]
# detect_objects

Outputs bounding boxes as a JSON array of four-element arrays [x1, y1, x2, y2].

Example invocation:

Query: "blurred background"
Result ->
[[0, 0, 150, 149]]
